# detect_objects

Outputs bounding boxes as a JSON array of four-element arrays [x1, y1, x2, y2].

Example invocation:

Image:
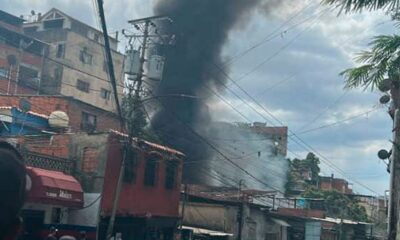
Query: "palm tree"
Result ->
[[322, 0, 400, 13], [341, 34, 400, 91], [340, 34, 400, 115]]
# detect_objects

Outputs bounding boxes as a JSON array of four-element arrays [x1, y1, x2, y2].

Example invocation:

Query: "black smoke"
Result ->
[[151, 0, 285, 185]]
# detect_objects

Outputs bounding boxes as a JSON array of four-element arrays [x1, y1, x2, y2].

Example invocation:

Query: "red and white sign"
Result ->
[[26, 167, 84, 208]]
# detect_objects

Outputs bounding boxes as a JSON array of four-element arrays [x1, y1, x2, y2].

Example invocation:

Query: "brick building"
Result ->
[[0, 95, 120, 133], [250, 122, 288, 156], [0, 10, 48, 95], [319, 174, 353, 194], [7, 131, 185, 240]]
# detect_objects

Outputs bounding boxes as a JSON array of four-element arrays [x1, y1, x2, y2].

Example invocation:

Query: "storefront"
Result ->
[[21, 167, 84, 240]]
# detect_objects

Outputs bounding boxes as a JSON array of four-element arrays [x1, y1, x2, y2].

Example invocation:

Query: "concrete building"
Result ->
[[0, 10, 48, 95], [182, 184, 289, 240], [23, 8, 125, 112]]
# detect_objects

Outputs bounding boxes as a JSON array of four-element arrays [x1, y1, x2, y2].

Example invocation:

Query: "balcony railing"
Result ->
[[23, 151, 74, 174]]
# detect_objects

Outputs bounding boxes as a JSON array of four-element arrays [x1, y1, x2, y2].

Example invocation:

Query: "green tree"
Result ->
[[302, 189, 369, 222], [122, 88, 160, 142], [304, 152, 321, 184], [322, 0, 400, 13], [285, 153, 321, 195], [122, 91, 147, 138]]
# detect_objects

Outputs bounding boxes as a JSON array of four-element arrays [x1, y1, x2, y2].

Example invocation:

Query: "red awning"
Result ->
[[26, 167, 84, 208]]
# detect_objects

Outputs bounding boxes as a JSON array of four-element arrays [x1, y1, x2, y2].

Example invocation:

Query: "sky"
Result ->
[[1, 0, 396, 195]]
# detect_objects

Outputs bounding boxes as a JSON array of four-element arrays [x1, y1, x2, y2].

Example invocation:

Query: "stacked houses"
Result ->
[[0, 7, 382, 240], [0, 8, 184, 240]]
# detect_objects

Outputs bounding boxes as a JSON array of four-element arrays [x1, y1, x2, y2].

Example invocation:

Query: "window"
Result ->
[[43, 19, 64, 29], [76, 79, 90, 92], [81, 112, 97, 132], [56, 43, 65, 58], [0, 68, 8, 79], [144, 154, 159, 186], [123, 147, 138, 183], [19, 66, 39, 89], [82, 147, 99, 173], [24, 26, 38, 34], [93, 33, 100, 42], [51, 208, 61, 224], [79, 48, 93, 65], [165, 161, 178, 189], [100, 88, 111, 100], [54, 67, 63, 81]]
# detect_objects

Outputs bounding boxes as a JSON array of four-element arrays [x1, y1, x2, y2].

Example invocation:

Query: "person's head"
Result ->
[[49, 227, 58, 237], [0, 142, 26, 240]]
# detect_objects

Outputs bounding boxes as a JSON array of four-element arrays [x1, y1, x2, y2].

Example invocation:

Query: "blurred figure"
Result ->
[[110, 233, 122, 240], [0, 143, 26, 240], [59, 235, 76, 240], [78, 231, 86, 240], [45, 227, 58, 240]]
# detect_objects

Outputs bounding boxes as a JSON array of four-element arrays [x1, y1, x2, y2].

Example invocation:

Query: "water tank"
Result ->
[[48, 111, 69, 129], [124, 49, 141, 75], [147, 55, 165, 81]]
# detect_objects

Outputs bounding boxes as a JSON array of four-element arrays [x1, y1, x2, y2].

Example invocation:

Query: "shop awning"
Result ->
[[26, 167, 84, 208], [182, 226, 234, 236], [272, 218, 291, 227]]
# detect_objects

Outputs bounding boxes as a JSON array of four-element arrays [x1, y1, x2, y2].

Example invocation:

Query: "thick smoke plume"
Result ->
[[151, 0, 288, 191]]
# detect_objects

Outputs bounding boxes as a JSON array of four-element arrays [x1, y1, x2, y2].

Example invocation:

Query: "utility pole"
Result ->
[[237, 180, 244, 240], [180, 184, 188, 232], [96, 1, 126, 240], [134, 19, 149, 96], [125, 16, 172, 96], [376, 79, 400, 240], [389, 109, 400, 240], [123, 16, 172, 138]]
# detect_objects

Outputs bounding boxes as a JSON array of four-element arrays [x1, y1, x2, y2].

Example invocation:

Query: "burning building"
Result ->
[[149, 0, 290, 192]]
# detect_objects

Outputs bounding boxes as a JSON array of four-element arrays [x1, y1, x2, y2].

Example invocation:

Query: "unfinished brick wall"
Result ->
[[18, 134, 71, 158], [0, 95, 69, 114], [81, 147, 99, 173]]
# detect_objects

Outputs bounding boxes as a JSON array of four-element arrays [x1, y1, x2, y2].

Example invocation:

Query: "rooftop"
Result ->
[[0, 10, 24, 27]]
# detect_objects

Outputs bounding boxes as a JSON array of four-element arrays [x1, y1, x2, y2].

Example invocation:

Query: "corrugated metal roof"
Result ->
[[182, 226, 233, 236], [110, 129, 184, 157]]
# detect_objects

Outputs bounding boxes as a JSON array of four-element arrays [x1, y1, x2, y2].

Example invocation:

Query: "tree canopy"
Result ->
[[302, 188, 369, 222], [285, 153, 321, 195], [322, 0, 400, 13]]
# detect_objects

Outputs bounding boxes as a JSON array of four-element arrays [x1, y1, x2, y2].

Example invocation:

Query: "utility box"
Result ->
[[124, 49, 141, 75], [147, 55, 165, 81]]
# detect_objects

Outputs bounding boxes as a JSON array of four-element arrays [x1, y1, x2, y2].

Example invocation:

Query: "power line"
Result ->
[[232, 8, 330, 84], [296, 106, 382, 135], [156, 100, 287, 195], [298, 91, 349, 131], [222, 2, 319, 67], [206, 45, 379, 196]]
